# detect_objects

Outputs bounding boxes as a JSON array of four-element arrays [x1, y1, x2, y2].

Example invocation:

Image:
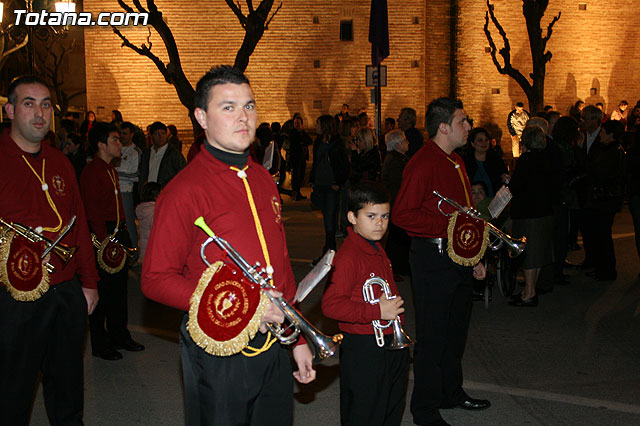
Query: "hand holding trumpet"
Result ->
[[379, 293, 405, 321], [258, 289, 286, 334]]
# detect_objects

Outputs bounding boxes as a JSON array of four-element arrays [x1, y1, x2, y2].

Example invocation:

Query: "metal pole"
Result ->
[[27, 0, 34, 74], [375, 63, 382, 143]]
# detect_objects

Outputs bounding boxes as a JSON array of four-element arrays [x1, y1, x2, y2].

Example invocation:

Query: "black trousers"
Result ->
[[312, 185, 340, 253], [290, 154, 306, 195], [409, 238, 473, 425], [179, 315, 293, 426], [89, 224, 132, 351], [339, 333, 409, 426], [580, 208, 617, 276], [384, 223, 411, 275], [0, 278, 87, 426]]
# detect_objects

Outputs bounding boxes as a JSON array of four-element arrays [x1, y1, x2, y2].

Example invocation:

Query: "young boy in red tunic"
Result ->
[[322, 181, 410, 426]]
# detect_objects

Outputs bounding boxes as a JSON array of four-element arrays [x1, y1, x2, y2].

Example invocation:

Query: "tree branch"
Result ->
[[541, 11, 561, 52], [226, 0, 248, 28], [112, 26, 171, 83], [265, 1, 282, 29], [483, 0, 532, 92]]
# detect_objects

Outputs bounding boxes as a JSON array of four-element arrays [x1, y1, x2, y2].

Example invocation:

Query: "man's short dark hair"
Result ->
[[149, 121, 167, 134], [7, 75, 49, 105], [348, 181, 390, 214], [399, 107, 417, 126], [425, 98, 463, 138], [120, 121, 136, 132], [194, 65, 250, 111], [385, 117, 396, 127], [516, 102, 524, 108], [88, 122, 118, 155]]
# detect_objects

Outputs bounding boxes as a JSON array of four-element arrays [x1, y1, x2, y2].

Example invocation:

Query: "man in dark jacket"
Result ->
[[139, 121, 186, 194], [576, 107, 626, 281]]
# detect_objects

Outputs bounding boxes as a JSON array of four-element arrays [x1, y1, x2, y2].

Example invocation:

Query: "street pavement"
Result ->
[[31, 192, 640, 425]]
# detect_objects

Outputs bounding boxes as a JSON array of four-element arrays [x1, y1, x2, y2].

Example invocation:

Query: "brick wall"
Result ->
[[457, 0, 640, 151], [84, 1, 640, 152], [84, 0, 427, 145]]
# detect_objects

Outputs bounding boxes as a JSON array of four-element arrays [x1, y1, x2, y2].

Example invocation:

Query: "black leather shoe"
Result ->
[[456, 397, 491, 410], [114, 339, 145, 352], [586, 270, 597, 277], [509, 294, 538, 307], [92, 347, 123, 361]]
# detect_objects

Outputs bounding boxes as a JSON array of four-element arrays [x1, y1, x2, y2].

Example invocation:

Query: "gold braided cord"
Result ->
[[241, 333, 278, 357], [106, 168, 121, 237], [446, 157, 472, 207], [230, 165, 277, 357], [21, 156, 62, 233]]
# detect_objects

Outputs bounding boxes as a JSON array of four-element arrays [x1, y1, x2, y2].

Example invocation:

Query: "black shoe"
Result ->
[[114, 339, 145, 352], [455, 397, 491, 411], [509, 294, 538, 307], [92, 347, 123, 360], [555, 275, 570, 285], [586, 270, 597, 277]]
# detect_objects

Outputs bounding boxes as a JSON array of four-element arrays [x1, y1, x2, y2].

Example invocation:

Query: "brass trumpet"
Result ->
[[195, 216, 343, 362], [433, 190, 526, 257], [362, 275, 414, 350], [0, 217, 77, 273], [91, 233, 138, 259]]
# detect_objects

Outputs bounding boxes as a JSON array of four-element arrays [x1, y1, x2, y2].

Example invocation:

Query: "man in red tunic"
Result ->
[[393, 98, 489, 426], [80, 122, 144, 361], [142, 65, 315, 426], [0, 76, 99, 425]]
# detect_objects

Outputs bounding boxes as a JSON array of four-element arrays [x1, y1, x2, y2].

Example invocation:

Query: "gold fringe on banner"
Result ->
[[0, 231, 50, 301], [187, 261, 270, 357]]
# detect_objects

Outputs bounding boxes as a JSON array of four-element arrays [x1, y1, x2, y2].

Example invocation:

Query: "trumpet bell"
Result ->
[[52, 243, 76, 265], [388, 320, 414, 350]]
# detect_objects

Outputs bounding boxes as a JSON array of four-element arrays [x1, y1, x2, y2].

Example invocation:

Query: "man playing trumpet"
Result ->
[[0, 76, 98, 425], [141, 65, 315, 426], [80, 122, 144, 360]]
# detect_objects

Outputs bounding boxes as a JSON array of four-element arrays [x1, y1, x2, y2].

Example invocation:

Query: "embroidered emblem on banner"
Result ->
[[446, 211, 490, 266]]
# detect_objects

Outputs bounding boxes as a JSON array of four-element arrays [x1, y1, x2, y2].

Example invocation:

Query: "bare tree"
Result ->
[[36, 38, 86, 117], [484, 0, 561, 114], [112, 0, 281, 136]]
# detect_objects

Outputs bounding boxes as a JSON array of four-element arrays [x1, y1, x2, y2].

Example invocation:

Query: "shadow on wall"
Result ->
[[556, 72, 578, 116], [90, 61, 121, 122], [607, 32, 640, 111], [585, 78, 605, 109], [477, 92, 506, 155]]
